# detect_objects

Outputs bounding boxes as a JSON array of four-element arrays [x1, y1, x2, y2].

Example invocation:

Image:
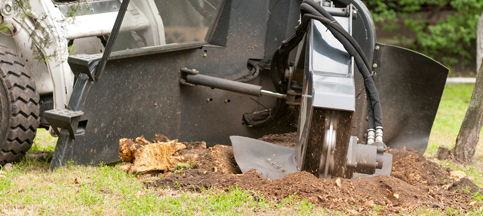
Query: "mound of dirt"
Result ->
[[258, 132, 297, 147], [449, 178, 481, 194], [389, 148, 450, 186], [140, 133, 481, 213], [175, 144, 241, 174]]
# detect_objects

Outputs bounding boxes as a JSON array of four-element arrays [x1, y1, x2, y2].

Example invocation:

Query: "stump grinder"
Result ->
[[44, 0, 448, 179]]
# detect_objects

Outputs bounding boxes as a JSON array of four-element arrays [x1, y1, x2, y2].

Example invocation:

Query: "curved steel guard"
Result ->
[[371, 44, 448, 153], [231, 136, 297, 179]]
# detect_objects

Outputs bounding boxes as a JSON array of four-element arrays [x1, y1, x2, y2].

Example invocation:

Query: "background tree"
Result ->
[[453, 13, 483, 163], [363, 0, 483, 70]]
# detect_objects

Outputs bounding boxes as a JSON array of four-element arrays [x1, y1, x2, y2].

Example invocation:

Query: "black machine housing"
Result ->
[[46, 0, 447, 176]]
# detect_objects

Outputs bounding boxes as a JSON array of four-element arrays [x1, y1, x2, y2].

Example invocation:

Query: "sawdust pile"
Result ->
[[143, 135, 482, 214]]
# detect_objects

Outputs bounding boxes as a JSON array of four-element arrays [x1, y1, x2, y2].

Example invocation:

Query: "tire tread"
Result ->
[[0, 46, 40, 165]]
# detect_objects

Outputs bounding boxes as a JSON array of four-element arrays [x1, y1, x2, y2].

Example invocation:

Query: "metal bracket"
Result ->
[[44, 109, 84, 139], [68, 54, 103, 82], [180, 68, 199, 87]]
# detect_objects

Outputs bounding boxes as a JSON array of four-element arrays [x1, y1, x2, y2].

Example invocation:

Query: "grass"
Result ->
[[425, 84, 483, 189], [29, 128, 56, 153], [2, 83, 483, 215], [426, 84, 483, 158], [0, 158, 323, 215]]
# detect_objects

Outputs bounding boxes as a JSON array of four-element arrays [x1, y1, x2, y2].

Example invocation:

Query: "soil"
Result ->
[[258, 132, 297, 147], [175, 144, 241, 174], [145, 135, 482, 214]]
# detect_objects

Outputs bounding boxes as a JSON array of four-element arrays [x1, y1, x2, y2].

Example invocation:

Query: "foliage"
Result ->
[[66, 0, 91, 17], [364, 0, 483, 68], [0, 23, 14, 33]]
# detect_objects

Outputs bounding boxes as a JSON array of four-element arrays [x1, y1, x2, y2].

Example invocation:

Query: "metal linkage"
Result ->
[[181, 68, 286, 99]]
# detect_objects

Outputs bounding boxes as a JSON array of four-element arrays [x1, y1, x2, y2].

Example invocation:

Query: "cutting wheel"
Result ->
[[320, 115, 337, 178]]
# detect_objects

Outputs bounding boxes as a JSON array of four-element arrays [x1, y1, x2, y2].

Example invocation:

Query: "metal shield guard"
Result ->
[[366, 44, 448, 153], [231, 136, 297, 179]]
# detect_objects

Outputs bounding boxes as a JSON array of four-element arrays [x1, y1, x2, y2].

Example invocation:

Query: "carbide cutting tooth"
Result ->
[[277, 165, 281, 169], [267, 159, 271, 162], [271, 162, 276, 165], [282, 169, 287, 173]]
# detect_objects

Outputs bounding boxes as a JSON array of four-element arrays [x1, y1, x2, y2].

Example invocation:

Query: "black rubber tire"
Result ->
[[0, 44, 40, 165]]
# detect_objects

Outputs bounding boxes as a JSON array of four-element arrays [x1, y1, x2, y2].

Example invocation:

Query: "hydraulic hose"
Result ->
[[267, 0, 383, 129], [302, 1, 382, 129]]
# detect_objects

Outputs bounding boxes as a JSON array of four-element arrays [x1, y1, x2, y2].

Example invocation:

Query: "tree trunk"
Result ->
[[477, 13, 483, 73], [454, 60, 483, 163]]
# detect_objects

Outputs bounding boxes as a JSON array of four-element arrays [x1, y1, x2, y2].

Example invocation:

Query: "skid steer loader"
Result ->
[[41, 0, 447, 179], [0, 0, 166, 164]]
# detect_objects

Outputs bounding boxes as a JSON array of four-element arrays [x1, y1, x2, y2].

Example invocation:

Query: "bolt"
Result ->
[[375, 45, 380, 51], [372, 63, 378, 68], [203, 53, 207, 57], [5, 4, 11, 12]]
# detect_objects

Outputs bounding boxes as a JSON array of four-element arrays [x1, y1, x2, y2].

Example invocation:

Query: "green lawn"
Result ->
[[1, 83, 482, 215], [426, 84, 483, 158], [0, 158, 322, 215]]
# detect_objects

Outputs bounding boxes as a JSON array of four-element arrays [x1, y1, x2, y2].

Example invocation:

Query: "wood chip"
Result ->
[[129, 139, 186, 173], [387, 189, 394, 197], [450, 171, 466, 180], [335, 178, 342, 188], [118, 164, 132, 173], [317, 195, 325, 202], [3, 163, 13, 172], [364, 200, 374, 207]]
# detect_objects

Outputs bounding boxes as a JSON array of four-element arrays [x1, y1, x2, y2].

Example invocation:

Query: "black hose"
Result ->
[[299, 3, 371, 71], [236, 60, 260, 83], [297, 1, 382, 128], [253, 0, 383, 129]]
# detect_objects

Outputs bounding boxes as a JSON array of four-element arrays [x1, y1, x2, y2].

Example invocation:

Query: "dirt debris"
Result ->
[[389, 148, 449, 186], [119, 134, 240, 175], [258, 132, 296, 147], [449, 177, 481, 194], [145, 135, 482, 214], [437, 146, 452, 160], [450, 170, 467, 180]]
